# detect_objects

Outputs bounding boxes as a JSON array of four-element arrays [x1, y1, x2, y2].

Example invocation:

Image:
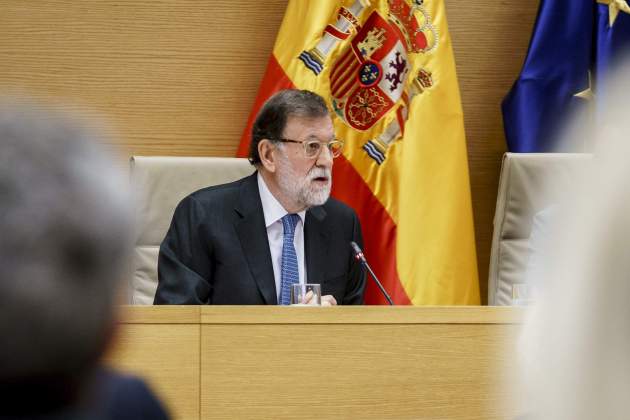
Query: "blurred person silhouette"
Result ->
[[516, 60, 630, 420], [0, 103, 169, 419]]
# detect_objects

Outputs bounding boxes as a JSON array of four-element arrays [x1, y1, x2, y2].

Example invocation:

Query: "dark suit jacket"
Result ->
[[92, 369, 169, 420], [154, 172, 366, 305], [0, 369, 169, 420]]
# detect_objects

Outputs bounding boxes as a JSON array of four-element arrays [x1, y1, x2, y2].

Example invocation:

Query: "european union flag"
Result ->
[[502, 0, 630, 152]]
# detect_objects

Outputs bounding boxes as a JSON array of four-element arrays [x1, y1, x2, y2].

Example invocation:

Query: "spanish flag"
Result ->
[[237, 0, 479, 305]]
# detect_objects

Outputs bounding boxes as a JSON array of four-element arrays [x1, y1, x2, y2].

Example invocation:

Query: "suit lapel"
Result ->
[[234, 173, 277, 305], [304, 205, 330, 286]]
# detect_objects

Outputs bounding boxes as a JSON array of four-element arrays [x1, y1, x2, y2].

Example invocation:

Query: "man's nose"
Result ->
[[316, 144, 334, 167]]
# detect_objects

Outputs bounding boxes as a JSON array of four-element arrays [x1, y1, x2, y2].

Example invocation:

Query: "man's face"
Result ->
[[274, 114, 335, 210]]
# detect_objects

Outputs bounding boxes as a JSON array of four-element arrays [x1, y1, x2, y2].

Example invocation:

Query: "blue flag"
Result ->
[[502, 0, 630, 152]]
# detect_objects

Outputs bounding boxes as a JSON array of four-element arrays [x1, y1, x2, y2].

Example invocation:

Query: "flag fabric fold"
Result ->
[[238, 0, 479, 305], [503, 0, 630, 153]]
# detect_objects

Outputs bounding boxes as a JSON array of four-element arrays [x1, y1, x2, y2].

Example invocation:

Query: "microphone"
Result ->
[[350, 241, 394, 305]]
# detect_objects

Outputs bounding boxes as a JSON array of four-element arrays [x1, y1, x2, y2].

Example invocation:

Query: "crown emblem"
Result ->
[[388, 0, 438, 54]]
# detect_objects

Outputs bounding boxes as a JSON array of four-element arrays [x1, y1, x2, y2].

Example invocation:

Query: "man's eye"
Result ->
[[306, 142, 321, 152]]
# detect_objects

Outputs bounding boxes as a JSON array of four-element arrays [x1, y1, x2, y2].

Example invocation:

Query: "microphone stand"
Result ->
[[350, 241, 394, 305]]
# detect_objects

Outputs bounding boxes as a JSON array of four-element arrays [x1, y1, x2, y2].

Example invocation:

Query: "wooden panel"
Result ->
[[0, 1, 542, 302], [0, 0, 286, 157], [200, 305, 525, 324], [200, 323, 520, 419], [106, 306, 523, 419], [118, 305, 200, 324], [103, 323, 201, 420]]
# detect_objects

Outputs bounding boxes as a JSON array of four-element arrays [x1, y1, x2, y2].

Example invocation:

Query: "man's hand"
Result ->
[[301, 291, 337, 306], [320, 295, 337, 306]]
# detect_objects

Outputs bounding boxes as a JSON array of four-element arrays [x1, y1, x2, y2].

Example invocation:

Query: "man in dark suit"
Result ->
[[155, 89, 366, 305], [0, 104, 169, 419]]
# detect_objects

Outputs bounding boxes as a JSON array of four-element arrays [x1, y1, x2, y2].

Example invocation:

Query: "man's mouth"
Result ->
[[312, 176, 329, 184]]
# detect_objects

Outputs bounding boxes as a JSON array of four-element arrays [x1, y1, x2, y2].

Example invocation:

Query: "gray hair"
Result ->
[[248, 89, 330, 165], [0, 104, 133, 389]]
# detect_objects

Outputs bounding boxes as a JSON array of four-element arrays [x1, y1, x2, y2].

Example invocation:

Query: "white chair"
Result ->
[[129, 156, 255, 304], [488, 153, 590, 305]]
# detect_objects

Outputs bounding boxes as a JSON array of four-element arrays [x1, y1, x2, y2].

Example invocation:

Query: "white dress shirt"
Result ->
[[257, 172, 307, 300]]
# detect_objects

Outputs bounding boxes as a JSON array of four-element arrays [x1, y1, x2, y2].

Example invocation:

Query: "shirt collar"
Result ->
[[257, 172, 306, 228]]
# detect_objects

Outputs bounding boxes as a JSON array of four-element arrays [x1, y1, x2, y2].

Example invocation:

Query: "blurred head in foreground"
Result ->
[[517, 61, 630, 420], [0, 103, 133, 413]]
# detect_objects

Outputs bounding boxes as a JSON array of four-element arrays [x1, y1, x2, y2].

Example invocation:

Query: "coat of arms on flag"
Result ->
[[298, 0, 436, 164]]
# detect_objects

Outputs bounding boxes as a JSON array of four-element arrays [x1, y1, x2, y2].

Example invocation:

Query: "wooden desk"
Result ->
[[104, 306, 523, 419]]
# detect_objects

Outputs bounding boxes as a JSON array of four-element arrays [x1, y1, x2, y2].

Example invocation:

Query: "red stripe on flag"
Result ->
[[332, 157, 412, 305], [330, 48, 353, 82], [330, 61, 358, 96], [237, 54, 294, 157]]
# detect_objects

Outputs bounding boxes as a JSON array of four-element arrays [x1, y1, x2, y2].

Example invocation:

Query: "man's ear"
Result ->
[[258, 139, 278, 173]]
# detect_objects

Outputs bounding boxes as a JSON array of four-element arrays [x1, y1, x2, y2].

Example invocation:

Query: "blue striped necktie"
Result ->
[[279, 213, 300, 305]]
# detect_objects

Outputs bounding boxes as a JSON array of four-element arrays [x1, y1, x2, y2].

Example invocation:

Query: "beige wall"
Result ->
[[0, 1, 540, 303]]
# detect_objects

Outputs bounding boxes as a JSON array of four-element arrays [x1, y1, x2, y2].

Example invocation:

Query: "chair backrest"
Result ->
[[130, 156, 255, 304], [488, 152, 590, 305]]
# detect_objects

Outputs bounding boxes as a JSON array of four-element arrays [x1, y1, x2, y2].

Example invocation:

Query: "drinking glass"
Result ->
[[290, 283, 321, 306]]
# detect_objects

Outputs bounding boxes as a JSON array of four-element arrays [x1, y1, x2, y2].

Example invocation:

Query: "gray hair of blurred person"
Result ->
[[0, 104, 133, 406], [248, 89, 330, 165]]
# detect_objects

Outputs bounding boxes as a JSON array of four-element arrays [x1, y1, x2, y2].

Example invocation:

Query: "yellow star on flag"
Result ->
[[597, 0, 630, 27]]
